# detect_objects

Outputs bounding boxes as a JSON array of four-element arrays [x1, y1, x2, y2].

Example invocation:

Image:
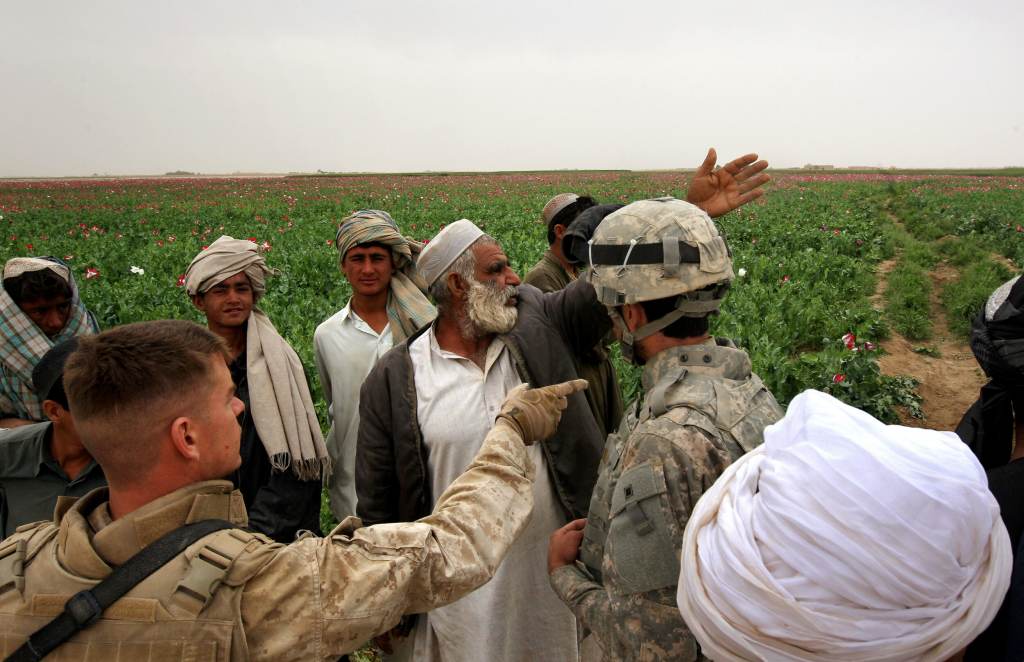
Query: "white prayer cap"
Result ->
[[3, 257, 70, 283], [418, 219, 484, 287], [678, 389, 1012, 662]]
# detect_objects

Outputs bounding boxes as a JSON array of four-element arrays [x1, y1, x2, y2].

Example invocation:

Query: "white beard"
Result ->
[[462, 278, 518, 337]]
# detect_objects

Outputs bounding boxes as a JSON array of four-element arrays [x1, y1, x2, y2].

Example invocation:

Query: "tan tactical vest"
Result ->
[[581, 341, 783, 579], [0, 516, 280, 661]]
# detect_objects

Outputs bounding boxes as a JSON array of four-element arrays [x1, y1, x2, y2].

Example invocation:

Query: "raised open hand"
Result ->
[[687, 148, 770, 217]]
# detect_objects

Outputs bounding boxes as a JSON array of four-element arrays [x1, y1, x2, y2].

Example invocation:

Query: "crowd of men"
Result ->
[[0, 149, 1021, 661]]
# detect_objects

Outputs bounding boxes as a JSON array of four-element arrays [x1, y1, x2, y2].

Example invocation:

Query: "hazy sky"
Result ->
[[2, 1, 1022, 176]]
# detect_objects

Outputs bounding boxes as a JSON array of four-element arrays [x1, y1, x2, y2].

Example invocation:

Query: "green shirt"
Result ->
[[0, 422, 106, 538]]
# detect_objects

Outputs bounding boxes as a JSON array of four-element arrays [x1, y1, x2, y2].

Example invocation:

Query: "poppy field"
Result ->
[[2, 171, 1023, 427]]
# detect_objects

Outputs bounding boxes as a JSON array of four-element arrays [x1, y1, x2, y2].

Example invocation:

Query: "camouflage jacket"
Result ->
[[0, 420, 535, 660], [550, 338, 783, 661]]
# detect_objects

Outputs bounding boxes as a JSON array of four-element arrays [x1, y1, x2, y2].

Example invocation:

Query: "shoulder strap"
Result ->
[[4, 519, 235, 662]]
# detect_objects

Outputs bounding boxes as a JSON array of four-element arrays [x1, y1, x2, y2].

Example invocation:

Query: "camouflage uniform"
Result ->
[[550, 338, 782, 660], [524, 250, 624, 437], [0, 419, 535, 661], [549, 198, 783, 660]]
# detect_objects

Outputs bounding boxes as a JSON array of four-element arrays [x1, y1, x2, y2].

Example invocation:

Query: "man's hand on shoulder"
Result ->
[[687, 148, 770, 217]]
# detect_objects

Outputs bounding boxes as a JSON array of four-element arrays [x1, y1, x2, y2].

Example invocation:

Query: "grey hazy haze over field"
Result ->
[[2, 0, 1022, 176]]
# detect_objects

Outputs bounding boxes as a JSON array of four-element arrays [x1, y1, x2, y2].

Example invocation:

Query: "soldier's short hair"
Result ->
[[637, 292, 713, 340], [64, 320, 230, 479]]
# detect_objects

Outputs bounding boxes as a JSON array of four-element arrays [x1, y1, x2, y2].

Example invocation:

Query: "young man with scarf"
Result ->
[[184, 236, 328, 542], [315, 210, 435, 523], [0, 257, 98, 427]]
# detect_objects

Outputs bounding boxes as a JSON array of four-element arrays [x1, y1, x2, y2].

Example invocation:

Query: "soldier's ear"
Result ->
[[622, 303, 647, 332], [169, 416, 201, 462]]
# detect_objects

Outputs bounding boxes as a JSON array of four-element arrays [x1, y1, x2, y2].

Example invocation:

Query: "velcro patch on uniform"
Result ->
[[31, 594, 158, 622]]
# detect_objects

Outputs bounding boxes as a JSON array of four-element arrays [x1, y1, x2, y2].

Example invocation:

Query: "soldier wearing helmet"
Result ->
[[547, 197, 784, 660]]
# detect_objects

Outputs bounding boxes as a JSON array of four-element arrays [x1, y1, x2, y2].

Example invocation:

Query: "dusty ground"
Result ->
[[876, 261, 986, 430]]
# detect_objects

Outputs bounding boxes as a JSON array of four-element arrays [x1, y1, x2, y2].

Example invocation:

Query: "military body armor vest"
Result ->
[[0, 518, 279, 661], [580, 340, 783, 581]]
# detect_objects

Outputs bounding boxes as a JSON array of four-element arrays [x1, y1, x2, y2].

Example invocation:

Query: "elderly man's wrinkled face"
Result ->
[[464, 242, 520, 335], [19, 296, 72, 338], [192, 272, 254, 330]]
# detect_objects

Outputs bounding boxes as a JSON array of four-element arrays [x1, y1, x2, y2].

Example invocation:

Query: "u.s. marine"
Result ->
[[0, 319, 585, 660]]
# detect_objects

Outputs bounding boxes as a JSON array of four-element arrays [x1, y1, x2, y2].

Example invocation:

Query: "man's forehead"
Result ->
[[346, 244, 391, 258], [20, 295, 71, 310], [472, 242, 508, 264], [212, 272, 252, 287]]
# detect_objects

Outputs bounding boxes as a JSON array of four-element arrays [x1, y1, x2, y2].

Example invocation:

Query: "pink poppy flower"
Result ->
[[84, 267, 100, 280]]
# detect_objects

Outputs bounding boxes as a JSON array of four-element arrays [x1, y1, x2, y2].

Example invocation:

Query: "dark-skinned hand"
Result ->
[[548, 518, 587, 574], [687, 148, 770, 217]]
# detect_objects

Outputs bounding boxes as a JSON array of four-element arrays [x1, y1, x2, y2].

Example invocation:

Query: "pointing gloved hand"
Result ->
[[496, 379, 588, 445]]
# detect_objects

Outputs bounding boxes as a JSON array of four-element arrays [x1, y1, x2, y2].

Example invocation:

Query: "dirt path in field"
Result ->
[[877, 261, 986, 430]]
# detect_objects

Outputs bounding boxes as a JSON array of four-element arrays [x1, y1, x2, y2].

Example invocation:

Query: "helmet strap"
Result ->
[[610, 294, 720, 365]]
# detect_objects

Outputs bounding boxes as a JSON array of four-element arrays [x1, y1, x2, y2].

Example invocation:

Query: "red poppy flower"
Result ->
[[84, 267, 100, 280], [842, 332, 856, 350], [832, 373, 846, 383], [176, 274, 187, 287]]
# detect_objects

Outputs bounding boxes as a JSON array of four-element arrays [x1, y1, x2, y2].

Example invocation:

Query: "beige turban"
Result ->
[[418, 219, 484, 287], [184, 236, 329, 480], [3, 257, 70, 283], [184, 236, 275, 297], [677, 389, 1012, 662]]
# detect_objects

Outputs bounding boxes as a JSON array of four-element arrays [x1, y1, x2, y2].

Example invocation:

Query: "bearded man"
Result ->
[[184, 236, 328, 542], [0, 257, 98, 427], [357, 220, 610, 661]]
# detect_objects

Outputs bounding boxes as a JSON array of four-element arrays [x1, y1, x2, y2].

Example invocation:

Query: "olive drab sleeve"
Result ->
[[550, 428, 729, 662], [240, 419, 536, 660]]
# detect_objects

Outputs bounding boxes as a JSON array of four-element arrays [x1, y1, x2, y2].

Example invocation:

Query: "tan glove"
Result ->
[[496, 379, 588, 445]]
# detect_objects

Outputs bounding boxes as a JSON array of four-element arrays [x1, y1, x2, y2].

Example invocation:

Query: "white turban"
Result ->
[[677, 389, 1012, 662], [418, 219, 484, 287]]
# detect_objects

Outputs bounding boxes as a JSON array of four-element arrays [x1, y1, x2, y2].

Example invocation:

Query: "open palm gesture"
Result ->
[[687, 148, 770, 217]]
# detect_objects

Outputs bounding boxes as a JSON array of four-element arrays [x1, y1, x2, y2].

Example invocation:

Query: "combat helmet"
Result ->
[[585, 197, 733, 362]]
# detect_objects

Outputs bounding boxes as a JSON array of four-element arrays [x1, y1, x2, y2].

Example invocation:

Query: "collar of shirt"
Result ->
[[342, 301, 390, 338], [426, 324, 507, 375]]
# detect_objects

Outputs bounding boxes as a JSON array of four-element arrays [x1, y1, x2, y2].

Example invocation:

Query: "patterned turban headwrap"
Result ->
[[0, 256, 98, 420], [335, 209, 436, 343], [678, 389, 1012, 662], [184, 236, 330, 480]]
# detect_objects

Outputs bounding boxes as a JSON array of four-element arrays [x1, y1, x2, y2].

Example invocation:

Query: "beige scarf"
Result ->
[[185, 236, 330, 480]]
